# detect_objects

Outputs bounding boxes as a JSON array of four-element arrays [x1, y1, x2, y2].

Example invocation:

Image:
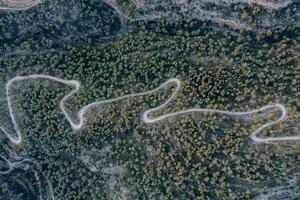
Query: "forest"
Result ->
[[0, 0, 299, 199]]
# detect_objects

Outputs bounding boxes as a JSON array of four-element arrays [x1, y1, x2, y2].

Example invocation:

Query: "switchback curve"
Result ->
[[0, 0, 41, 11], [0, 74, 299, 145]]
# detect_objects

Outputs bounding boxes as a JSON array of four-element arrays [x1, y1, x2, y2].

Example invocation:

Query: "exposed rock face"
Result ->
[[104, 0, 299, 32]]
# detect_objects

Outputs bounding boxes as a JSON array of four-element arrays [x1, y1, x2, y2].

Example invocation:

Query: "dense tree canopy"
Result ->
[[0, 0, 299, 199]]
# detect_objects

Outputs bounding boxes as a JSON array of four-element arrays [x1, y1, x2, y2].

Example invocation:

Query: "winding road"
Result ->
[[0, 74, 299, 145], [0, 0, 41, 10], [0, 156, 30, 175]]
